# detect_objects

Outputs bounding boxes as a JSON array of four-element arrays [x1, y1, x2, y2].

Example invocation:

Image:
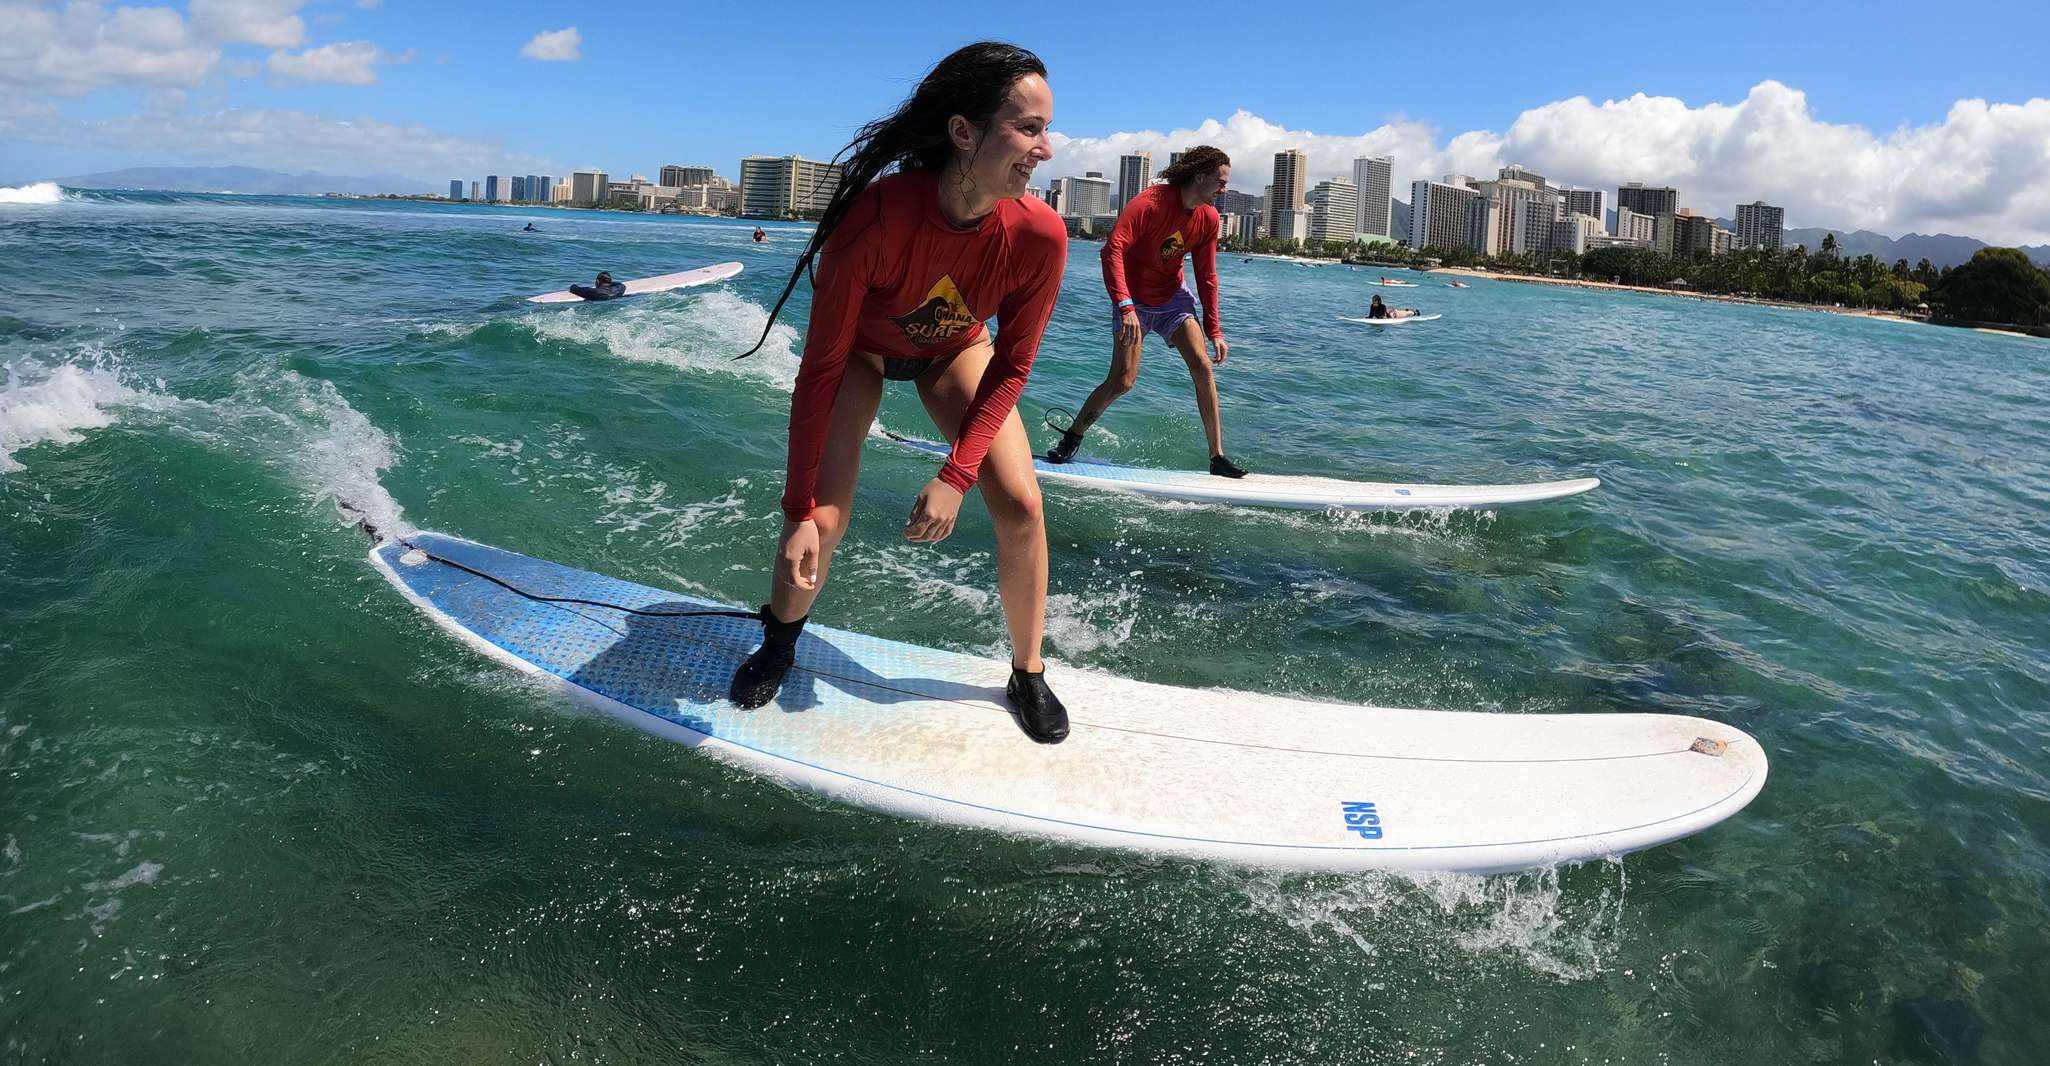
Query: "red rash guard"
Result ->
[[782, 170, 1068, 522], [1100, 184, 1222, 339]]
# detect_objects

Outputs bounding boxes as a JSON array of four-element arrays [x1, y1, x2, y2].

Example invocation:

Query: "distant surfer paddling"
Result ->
[[753, 226, 767, 243], [1045, 146, 1244, 477], [729, 42, 1072, 743], [1367, 293, 1420, 319], [568, 271, 625, 301], [523, 222, 537, 232]]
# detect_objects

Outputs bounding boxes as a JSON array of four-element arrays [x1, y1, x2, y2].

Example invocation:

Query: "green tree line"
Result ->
[[1221, 229, 2050, 329]]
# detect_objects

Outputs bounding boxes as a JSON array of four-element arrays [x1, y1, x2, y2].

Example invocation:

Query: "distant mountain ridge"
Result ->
[[1705, 218, 2047, 270], [53, 165, 437, 196]]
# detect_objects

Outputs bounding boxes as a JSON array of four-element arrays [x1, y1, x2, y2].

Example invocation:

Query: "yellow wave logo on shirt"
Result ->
[[892, 274, 979, 349], [1159, 230, 1186, 266]]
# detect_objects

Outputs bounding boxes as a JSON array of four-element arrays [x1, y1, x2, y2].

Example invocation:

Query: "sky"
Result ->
[[4, 0, 2050, 242]]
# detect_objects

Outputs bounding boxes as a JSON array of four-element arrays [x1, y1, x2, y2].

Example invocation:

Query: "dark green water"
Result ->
[[2, 189, 2047, 1064]]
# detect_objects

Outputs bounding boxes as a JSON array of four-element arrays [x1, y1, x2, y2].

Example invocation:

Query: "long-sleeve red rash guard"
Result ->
[[781, 170, 1069, 523], [1100, 184, 1223, 340]]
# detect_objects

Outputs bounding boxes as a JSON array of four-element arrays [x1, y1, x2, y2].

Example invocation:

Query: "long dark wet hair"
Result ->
[[737, 41, 1047, 359]]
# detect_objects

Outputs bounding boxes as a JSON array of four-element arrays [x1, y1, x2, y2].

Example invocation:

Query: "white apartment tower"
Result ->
[[1307, 178, 1359, 244], [1408, 179, 1480, 252], [1058, 174, 1112, 218], [1352, 156, 1393, 238], [739, 155, 844, 218]]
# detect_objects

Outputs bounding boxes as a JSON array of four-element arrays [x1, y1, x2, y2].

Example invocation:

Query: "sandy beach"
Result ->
[[1424, 264, 1931, 326]]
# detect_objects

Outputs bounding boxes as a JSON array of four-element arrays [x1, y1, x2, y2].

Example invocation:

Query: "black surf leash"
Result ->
[[341, 502, 761, 624]]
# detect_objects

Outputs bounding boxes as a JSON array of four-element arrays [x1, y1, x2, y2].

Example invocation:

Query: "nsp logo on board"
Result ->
[[1341, 801, 1383, 840]]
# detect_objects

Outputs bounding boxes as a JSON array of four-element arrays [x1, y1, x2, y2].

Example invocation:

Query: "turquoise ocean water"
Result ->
[[2, 188, 2047, 1063]]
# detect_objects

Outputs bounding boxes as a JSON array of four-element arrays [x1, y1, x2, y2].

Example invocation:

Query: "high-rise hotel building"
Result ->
[[1116, 152, 1152, 211], [661, 165, 715, 188], [1352, 156, 1393, 238], [1616, 182, 1678, 219], [739, 155, 844, 219], [1407, 179, 1480, 252], [1734, 201, 1785, 249], [1267, 149, 1307, 241], [570, 170, 609, 207], [1307, 178, 1359, 244], [1564, 188, 1605, 224]]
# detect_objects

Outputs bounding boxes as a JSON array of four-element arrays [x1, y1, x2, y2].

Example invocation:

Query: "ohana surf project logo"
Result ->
[[1159, 230, 1186, 266], [892, 275, 980, 349]]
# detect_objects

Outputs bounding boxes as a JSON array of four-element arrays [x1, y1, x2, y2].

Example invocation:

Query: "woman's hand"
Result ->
[[777, 519, 820, 590], [1210, 334, 1229, 366], [904, 478, 965, 543]]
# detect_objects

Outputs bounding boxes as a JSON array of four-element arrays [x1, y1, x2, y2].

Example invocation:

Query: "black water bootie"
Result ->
[[1005, 667, 1070, 744], [728, 605, 807, 709], [1045, 428, 1086, 464], [1209, 453, 1248, 479]]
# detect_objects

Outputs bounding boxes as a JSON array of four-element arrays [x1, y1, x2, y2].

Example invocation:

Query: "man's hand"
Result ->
[[1117, 308, 1142, 348], [1210, 334, 1229, 366]]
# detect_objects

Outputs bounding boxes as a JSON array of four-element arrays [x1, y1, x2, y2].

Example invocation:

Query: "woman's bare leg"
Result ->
[[915, 339, 1047, 671], [768, 353, 885, 622]]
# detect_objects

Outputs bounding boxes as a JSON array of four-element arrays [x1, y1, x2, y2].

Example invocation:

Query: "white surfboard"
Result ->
[[889, 434, 1593, 511], [527, 261, 743, 304], [371, 532, 1767, 872], [1340, 314, 1442, 326], [1372, 279, 1418, 287]]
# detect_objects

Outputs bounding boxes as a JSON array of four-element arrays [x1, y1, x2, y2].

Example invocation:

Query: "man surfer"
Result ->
[[523, 222, 537, 232], [753, 226, 767, 243], [728, 43, 1072, 743], [568, 271, 626, 301], [1045, 145, 1243, 477]]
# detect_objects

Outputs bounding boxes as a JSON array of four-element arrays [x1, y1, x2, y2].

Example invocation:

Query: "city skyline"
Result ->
[[8, 1, 2049, 244]]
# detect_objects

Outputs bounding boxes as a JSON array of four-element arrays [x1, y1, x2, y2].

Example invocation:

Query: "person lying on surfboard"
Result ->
[[1367, 294, 1421, 319], [728, 42, 1073, 744], [1045, 145, 1244, 478], [753, 226, 766, 242], [567, 271, 625, 301]]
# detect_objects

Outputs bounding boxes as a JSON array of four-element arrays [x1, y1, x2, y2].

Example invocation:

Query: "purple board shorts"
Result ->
[[1114, 286, 1200, 342]]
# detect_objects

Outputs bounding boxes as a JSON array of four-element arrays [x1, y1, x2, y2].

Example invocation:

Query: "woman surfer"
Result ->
[[729, 42, 1073, 743]]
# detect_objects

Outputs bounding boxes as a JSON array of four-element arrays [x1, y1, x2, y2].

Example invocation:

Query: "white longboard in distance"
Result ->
[[527, 261, 744, 304], [1340, 314, 1443, 326], [371, 532, 1768, 873], [889, 435, 1596, 511]]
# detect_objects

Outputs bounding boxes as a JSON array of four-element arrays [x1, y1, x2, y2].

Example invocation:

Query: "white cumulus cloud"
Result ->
[[1052, 81, 2050, 245], [267, 40, 385, 85], [188, 0, 306, 48], [520, 27, 580, 62], [0, 1, 222, 94], [0, 0, 334, 94], [10, 98, 559, 179]]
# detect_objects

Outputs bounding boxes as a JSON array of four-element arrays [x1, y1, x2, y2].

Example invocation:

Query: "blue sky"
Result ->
[[6, 0, 2050, 241]]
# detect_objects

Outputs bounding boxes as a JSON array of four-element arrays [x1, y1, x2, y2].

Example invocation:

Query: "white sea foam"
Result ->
[[1234, 860, 1629, 979], [0, 181, 66, 205], [1043, 585, 1140, 655], [525, 288, 801, 390], [0, 357, 172, 473], [169, 368, 413, 537]]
